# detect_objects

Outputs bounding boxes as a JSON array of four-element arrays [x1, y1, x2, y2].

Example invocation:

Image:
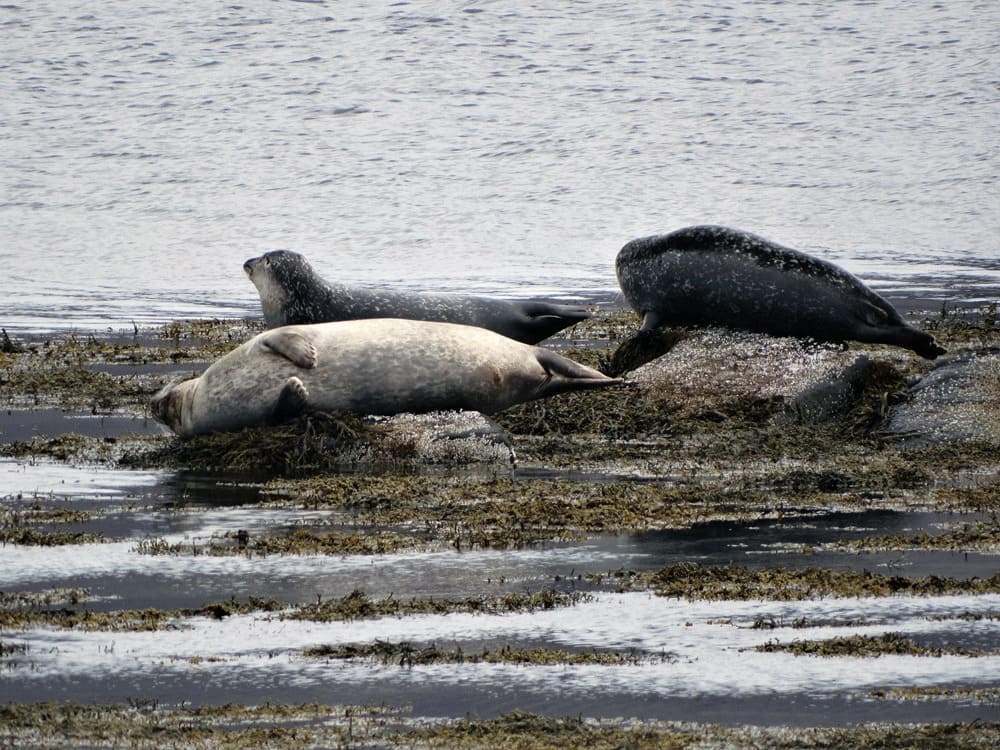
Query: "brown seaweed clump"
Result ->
[[756, 632, 994, 658], [616, 563, 1000, 601], [120, 411, 368, 474]]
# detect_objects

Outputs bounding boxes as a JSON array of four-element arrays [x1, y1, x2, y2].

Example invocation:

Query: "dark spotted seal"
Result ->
[[244, 250, 591, 344], [150, 318, 621, 437], [615, 225, 945, 359]]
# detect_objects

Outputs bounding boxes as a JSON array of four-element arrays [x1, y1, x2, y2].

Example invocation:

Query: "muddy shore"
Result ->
[[1, 305, 999, 748]]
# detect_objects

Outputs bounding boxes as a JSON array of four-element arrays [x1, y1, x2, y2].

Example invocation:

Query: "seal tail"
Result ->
[[534, 349, 623, 398]]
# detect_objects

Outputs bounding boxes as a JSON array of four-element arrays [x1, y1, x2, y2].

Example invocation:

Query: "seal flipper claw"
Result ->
[[272, 376, 309, 423], [259, 329, 318, 369]]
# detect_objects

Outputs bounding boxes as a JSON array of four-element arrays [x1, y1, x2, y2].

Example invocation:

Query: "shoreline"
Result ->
[[1, 307, 999, 747], [1, 282, 997, 338]]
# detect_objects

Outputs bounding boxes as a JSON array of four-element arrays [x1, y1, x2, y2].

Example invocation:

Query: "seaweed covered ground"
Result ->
[[1, 305, 999, 748]]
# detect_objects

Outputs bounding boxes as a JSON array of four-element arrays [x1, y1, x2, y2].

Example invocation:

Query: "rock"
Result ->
[[778, 356, 875, 426], [628, 328, 859, 404], [359, 411, 516, 466], [886, 348, 1000, 447]]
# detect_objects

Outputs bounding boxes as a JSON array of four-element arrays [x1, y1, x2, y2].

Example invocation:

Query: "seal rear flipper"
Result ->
[[894, 326, 947, 360], [515, 301, 593, 343], [519, 301, 591, 322], [259, 329, 318, 369], [272, 376, 310, 423], [534, 349, 623, 399]]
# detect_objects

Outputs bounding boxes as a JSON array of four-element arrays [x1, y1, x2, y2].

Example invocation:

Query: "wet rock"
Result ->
[[358, 411, 516, 466], [627, 328, 859, 405], [778, 356, 875, 426], [886, 348, 1000, 447]]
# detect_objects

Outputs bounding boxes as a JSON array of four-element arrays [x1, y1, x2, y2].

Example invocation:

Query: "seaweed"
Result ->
[[615, 562, 1000, 600], [304, 640, 668, 667], [756, 632, 994, 658]]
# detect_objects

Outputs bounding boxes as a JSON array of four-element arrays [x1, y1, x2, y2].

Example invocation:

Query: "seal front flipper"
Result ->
[[602, 328, 686, 377], [533, 348, 623, 399], [272, 376, 310, 423], [259, 329, 318, 369], [639, 311, 664, 332], [860, 300, 890, 326]]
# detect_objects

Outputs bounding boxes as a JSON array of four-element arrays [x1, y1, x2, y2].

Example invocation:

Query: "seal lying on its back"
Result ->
[[244, 250, 591, 345], [150, 318, 620, 437], [615, 225, 946, 359]]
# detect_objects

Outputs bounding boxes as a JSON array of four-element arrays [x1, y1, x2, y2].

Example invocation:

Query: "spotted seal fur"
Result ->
[[615, 225, 945, 359], [244, 250, 591, 344]]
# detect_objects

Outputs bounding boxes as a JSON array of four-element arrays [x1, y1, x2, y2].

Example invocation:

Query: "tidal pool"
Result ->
[[2, 458, 998, 728]]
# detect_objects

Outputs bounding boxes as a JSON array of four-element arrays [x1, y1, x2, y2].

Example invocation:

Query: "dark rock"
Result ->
[[886, 348, 1000, 447]]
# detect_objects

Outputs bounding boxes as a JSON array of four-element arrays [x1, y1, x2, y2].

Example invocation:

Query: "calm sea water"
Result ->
[[3, 1, 998, 333]]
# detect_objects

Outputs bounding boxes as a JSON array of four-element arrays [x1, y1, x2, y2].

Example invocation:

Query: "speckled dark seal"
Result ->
[[615, 225, 946, 359], [244, 250, 591, 344], [150, 318, 621, 437]]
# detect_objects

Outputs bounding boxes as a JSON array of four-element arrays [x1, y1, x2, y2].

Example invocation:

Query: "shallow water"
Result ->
[[6, 592, 1000, 726], [2, 457, 999, 724], [0, 407, 167, 441], [3, 1, 999, 333]]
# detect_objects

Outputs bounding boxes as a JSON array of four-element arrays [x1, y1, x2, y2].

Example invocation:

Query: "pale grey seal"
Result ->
[[615, 225, 946, 359], [150, 318, 621, 437], [244, 250, 591, 344]]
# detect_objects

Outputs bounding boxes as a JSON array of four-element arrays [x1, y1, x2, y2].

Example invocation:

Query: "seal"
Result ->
[[243, 250, 591, 345], [615, 225, 946, 359], [150, 318, 621, 437]]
